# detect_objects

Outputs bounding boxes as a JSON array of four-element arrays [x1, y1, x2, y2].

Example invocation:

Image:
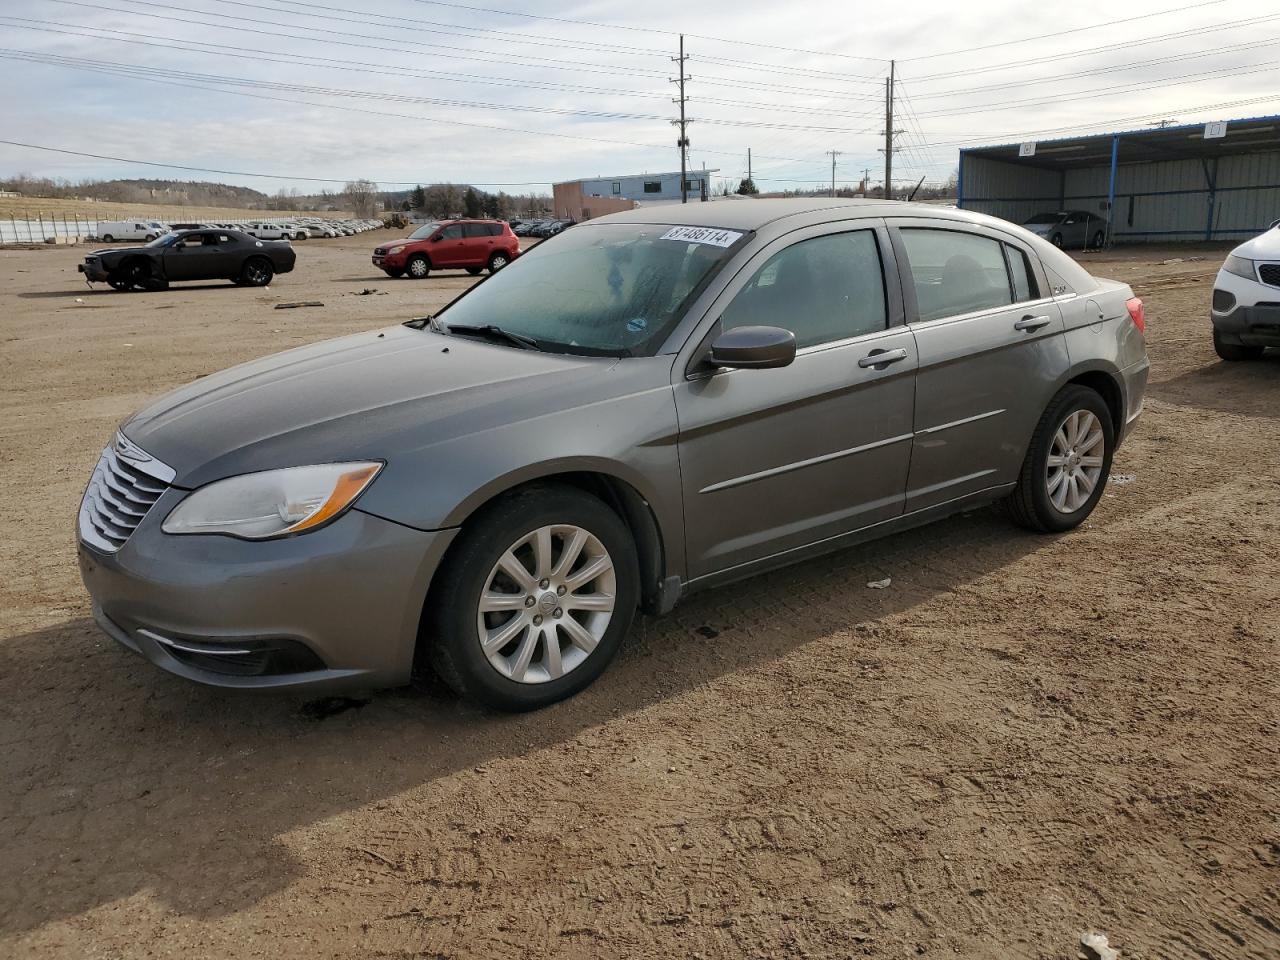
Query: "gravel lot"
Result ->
[[1, 231, 1276, 959]]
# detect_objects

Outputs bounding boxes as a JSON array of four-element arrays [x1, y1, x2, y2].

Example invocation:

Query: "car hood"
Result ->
[[1231, 227, 1280, 260], [122, 325, 626, 488], [89, 245, 149, 258]]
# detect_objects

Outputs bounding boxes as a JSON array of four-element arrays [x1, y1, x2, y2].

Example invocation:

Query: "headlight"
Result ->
[[388, 245, 406, 255], [162, 462, 382, 539], [1223, 254, 1257, 280]]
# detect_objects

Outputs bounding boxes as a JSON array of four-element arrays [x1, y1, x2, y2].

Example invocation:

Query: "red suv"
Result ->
[[372, 219, 520, 279]]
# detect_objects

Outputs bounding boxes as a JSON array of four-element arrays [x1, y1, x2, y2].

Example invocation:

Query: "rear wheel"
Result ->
[[1214, 328, 1264, 361], [466, 266, 483, 276], [1005, 385, 1114, 533], [144, 234, 156, 241], [426, 485, 639, 711], [1091, 230, 1106, 249], [101, 233, 114, 243], [294, 232, 306, 241], [488, 252, 510, 273], [239, 256, 274, 287], [1050, 233, 1064, 248], [407, 254, 430, 279]]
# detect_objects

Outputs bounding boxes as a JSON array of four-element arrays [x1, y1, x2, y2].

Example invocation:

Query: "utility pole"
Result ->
[[884, 59, 895, 201], [827, 150, 841, 198], [747, 147, 752, 185], [671, 35, 691, 204], [861, 167, 871, 196]]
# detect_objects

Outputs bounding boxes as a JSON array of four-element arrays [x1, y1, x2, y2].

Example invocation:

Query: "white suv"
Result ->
[[1211, 224, 1280, 360]]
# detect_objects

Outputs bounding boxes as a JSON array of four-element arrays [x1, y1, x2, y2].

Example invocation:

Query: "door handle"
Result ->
[[1014, 314, 1052, 331], [858, 347, 909, 368]]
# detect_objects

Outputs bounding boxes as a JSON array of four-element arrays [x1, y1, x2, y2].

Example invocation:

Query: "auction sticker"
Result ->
[[660, 226, 743, 248]]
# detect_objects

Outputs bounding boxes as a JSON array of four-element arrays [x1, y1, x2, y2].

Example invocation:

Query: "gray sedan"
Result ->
[[1023, 211, 1109, 250], [77, 200, 1150, 711]]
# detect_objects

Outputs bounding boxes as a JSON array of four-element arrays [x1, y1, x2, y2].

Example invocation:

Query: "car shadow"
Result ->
[[19, 283, 244, 300], [0, 510, 1046, 933], [1150, 350, 1280, 418]]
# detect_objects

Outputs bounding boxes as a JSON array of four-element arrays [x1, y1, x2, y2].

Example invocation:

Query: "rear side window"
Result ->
[[1005, 245, 1038, 303], [463, 223, 489, 238], [487, 223, 503, 237], [900, 228, 1012, 322], [721, 230, 887, 349]]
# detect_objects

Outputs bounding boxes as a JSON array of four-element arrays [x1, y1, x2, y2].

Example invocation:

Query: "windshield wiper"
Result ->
[[444, 323, 539, 350]]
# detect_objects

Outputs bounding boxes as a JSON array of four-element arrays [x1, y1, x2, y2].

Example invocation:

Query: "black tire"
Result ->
[[144, 234, 156, 241], [384, 268, 405, 278], [406, 253, 431, 279], [425, 485, 639, 712], [106, 275, 131, 292], [118, 258, 152, 292], [1005, 384, 1115, 534], [1050, 233, 1064, 248], [1213, 328, 1264, 362], [466, 266, 483, 276], [487, 251, 510, 273], [1091, 230, 1106, 249], [101, 234, 114, 243], [239, 256, 274, 287]]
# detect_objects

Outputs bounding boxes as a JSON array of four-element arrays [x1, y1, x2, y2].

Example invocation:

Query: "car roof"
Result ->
[[592, 198, 979, 231]]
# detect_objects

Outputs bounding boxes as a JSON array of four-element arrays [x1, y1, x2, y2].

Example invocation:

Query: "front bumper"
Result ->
[[78, 494, 457, 691], [372, 250, 409, 270], [1211, 300, 1280, 347], [78, 260, 109, 282]]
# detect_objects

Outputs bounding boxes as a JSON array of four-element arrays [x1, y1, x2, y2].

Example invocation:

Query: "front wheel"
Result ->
[[1213, 329, 1264, 361], [407, 254, 430, 279], [425, 485, 639, 711], [239, 257, 274, 287], [1005, 385, 1114, 533], [144, 234, 156, 241], [1091, 230, 1106, 249], [1050, 233, 1064, 248]]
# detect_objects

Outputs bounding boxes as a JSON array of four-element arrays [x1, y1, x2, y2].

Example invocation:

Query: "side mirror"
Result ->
[[708, 325, 796, 370]]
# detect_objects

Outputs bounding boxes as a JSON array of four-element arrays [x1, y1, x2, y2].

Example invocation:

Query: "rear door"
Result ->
[[462, 222, 493, 265], [674, 222, 917, 580], [891, 219, 1069, 512]]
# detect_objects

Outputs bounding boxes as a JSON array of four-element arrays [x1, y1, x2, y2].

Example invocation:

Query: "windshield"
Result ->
[[1025, 213, 1064, 225], [146, 232, 180, 247], [409, 222, 443, 240], [436, 223, 746, 356]]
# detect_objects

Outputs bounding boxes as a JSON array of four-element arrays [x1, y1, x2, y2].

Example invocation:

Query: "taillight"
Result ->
[[1125, 296, 1146, 333]]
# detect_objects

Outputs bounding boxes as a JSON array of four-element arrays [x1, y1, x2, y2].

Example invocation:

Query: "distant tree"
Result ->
[[463, 186, 482, 218], [343, 178, 380, 217], [409, 184, 426, 210], [736, 177, 759, 195]]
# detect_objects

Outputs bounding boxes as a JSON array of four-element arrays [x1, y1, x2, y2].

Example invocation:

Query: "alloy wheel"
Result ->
[[1045, 409, 1105, 513], [476, 524, 616, 684]]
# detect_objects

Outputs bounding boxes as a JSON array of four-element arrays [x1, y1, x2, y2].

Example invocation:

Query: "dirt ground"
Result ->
[[1, 232, 1276, 960]]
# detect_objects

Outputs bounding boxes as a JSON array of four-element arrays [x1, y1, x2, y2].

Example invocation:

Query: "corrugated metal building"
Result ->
[[957, 115, 1280, 244], [558, 168, 719, 204]]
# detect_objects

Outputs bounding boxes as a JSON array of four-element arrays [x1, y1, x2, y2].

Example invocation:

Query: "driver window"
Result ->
[[720, 230, 887, 349]]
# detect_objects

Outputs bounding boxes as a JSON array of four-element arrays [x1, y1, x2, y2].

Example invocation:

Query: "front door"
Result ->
[[891, 220, 1069, 512], [433, 223, 466, 267], [164, 233, 224, 281], [674, 224, 917, 581]]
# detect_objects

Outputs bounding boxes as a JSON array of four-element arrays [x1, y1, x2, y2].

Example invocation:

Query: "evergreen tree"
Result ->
[[463, 186, 482, 218]]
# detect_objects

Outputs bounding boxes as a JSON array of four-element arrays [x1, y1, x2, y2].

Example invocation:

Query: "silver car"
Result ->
[[77, 200, 1149, 711], [1023, 211, 1109, 250]]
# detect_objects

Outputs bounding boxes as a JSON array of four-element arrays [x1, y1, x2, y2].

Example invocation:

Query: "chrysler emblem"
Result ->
[[113, 432, 152, 464]]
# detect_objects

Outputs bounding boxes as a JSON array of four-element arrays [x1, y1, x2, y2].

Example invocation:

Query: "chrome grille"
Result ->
[[78, 434, 174, 553], [1259, 263, 1280, 287]]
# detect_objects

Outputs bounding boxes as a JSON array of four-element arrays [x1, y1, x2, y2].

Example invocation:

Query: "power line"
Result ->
[[900, 0, 1227, 62], [409, 0, 890, 63], [0, 139, 554, 186]]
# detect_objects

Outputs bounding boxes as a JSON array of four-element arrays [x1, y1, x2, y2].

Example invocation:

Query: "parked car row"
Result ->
[[511, 218, 575, 238], [92, 217, 384, 242]]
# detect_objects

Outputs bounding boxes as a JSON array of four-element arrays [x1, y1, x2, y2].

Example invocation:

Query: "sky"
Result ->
[[0, 0, 1273, 194]]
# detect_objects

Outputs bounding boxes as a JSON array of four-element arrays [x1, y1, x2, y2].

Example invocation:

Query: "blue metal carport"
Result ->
[[957, 115, 1280, 244]]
